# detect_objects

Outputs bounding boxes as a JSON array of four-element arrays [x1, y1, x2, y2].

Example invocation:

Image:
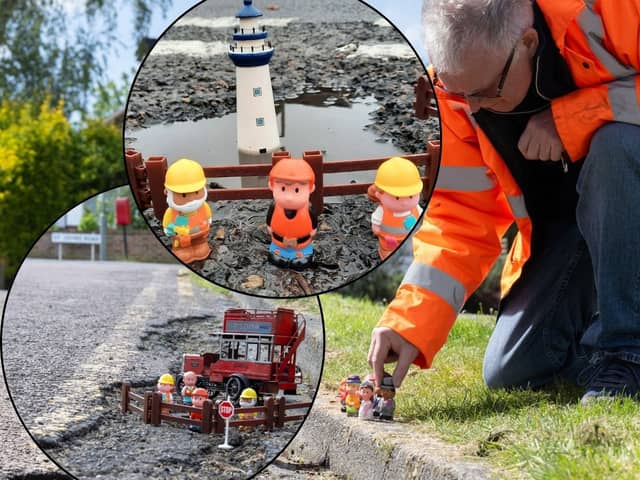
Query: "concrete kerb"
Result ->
[[285, 391, 492, 480]]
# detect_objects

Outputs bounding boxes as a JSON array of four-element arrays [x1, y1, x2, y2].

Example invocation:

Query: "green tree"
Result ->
[[0, 99, 122, 283], [0, 0, 171, 115], [78, 207, 99, 232]]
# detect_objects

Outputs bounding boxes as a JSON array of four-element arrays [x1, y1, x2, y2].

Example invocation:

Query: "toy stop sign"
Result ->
[[219, 400, 235, 419]]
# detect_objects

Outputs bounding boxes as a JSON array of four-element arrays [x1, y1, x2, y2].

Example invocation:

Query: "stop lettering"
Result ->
[[219, 400, 235, 419]]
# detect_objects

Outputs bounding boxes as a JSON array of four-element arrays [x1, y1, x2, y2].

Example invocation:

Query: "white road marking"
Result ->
[[149, 40, 228, 57], [175, 16, 298, 29], [347, 43, 415, 59], [28, 269, 185, 442]]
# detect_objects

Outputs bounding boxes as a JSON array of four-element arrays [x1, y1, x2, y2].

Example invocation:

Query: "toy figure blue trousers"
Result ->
[[483, 122, 640, 389]]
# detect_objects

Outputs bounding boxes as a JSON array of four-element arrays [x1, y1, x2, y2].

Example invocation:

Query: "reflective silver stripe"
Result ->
[[506, 194, 528, 219], [608, 77, 640, 125], [380, 224, 409, 235], [401, 262, 466, 312], [435, 166, 496, 192], [577, 7, 635, 78]]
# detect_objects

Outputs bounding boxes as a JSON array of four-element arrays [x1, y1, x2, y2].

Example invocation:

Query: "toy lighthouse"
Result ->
[[228, 0, 280, 155]]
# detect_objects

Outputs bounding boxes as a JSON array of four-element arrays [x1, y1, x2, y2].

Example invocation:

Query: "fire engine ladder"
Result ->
[[275, 315, 306, 379]]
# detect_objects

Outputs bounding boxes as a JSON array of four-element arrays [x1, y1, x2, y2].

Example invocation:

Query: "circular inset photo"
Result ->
[[124, 0, 440, 298], [1, 187, 324, 479]]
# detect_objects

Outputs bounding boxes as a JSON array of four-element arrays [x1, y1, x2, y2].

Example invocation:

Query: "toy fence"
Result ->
[[125, 140, 440, 220], [120, 383, 311, 434]]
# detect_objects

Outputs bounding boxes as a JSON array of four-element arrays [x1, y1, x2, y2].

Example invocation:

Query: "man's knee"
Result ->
[[482, 353, 526, 390], [586, 122, 640, 169]]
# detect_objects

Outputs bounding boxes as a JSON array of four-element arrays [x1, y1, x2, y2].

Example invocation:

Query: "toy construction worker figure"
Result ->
[[369, 157, 424, 260], [163, 158, 212, 264], [369, 0, 640, 405], [157, 373, 175, 415], [181, 371, 198, 406], [189, 387, 209, 432], [266, 157, 318, 270], [238, 387, 258, 429], [344, 374, 361, 417], [373, 375, 395, 421]]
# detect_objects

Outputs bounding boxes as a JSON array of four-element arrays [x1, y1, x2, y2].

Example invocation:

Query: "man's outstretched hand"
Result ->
[[368, 327, 419, 389]]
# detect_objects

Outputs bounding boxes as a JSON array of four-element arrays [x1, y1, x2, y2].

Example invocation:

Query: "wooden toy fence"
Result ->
[[120, 383, 311, 434], [125, 140, 441, 220]]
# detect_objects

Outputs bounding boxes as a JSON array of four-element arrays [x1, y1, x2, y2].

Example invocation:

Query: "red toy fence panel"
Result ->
[[125, 141, 440, 220], [121, 383, 311, 434]]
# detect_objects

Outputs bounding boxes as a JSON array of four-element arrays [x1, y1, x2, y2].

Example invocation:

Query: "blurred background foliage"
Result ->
[[0, 0, 172, 285]]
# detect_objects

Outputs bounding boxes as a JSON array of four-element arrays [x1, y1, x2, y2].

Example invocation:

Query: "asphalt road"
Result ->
[[175, 0, 380, 26], [1, 259, 325, 479], [1, 290, 65, 478]]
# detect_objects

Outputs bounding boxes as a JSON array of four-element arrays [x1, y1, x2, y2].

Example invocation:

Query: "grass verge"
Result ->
[[320, 292, 640, 480]]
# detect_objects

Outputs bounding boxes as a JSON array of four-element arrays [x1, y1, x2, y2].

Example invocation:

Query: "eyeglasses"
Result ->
[[433, 40, 518, 101]]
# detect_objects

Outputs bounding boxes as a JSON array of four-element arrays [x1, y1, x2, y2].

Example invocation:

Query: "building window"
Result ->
[[256, 117, 264, 127], [253, 87, 262, 97]]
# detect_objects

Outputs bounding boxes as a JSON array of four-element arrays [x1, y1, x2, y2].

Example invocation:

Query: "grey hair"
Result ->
[[422, 0, 533, 74]]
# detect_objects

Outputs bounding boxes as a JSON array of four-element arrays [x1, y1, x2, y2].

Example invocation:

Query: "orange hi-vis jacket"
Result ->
[[378, 0, 640, 369]]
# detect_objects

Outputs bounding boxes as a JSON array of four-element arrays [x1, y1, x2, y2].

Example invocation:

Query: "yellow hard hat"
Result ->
[[374, 157, 423, 197], [240, 387, 257, 399], [158, 373, 175, 385], [165, 158, 206, 193]]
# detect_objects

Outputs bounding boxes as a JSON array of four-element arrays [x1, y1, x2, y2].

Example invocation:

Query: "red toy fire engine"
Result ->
[[179, 308, 306, 401]]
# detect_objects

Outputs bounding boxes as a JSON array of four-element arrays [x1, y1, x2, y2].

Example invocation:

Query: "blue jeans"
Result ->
[[483, 122, 640, 389]]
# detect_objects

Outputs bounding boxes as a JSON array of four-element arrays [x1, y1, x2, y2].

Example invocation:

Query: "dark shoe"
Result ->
[[581, 357, 640, 405], [268, 251, 290, 268], [290, 254, 312, 271]]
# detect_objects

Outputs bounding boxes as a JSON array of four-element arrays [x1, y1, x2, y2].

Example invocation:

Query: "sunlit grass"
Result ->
[[321, 293, 640, 480]]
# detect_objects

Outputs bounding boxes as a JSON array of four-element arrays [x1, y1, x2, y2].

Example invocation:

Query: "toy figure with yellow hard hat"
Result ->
[[238, 387, 258, 424], [368, 157, 423, 260], [266, 157, 318, 270], [157, 373, 175, 414], [163, 158, 212, 264]]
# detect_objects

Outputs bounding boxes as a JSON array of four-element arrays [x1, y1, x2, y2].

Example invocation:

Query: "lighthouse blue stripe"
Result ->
[[228, 49, 274, 67], [233, 31, 268, 41]]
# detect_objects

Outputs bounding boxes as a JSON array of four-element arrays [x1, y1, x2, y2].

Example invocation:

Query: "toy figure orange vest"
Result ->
[[267, 157, 318, 270], [162, 158, 212, 264], [369, 157, 423, 260]]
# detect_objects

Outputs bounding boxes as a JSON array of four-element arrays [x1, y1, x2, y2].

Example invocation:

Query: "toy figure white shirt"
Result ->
[[358, 399, 374, 420]]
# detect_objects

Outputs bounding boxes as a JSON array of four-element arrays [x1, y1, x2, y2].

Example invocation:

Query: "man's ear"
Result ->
[[522, 27, 539, 59]]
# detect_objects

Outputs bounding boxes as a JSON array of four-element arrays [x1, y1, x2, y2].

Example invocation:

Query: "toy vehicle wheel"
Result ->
[[225, 374, 249, 401]]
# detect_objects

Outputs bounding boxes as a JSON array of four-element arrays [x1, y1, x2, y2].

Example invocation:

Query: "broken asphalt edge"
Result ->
[[285, 391, 492, 480]]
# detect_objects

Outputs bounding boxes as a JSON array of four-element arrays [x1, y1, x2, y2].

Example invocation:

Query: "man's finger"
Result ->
[[371, 338, 387, 389], [367, 335, 377, 367], [393, 343, 417, 388]]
